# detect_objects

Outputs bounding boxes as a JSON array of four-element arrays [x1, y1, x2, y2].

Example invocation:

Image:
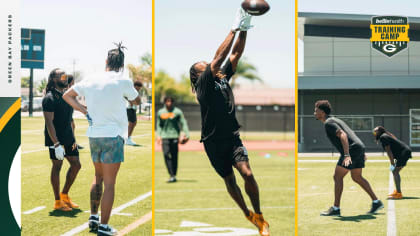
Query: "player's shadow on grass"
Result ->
[[48, 208, 83, 218], [332, 213, 383, 222], [390, 196, 420, 200]]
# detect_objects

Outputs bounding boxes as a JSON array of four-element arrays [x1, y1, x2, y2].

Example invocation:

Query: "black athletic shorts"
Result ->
[[203, 135, 249, 178], [48, 144, 79, 160], [396, 150, 412, 167], [337, 146, 365, 170], [127, 108, 137, 123]]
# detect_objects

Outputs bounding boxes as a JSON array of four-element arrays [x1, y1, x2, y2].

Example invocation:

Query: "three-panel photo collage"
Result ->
[[1, 0, 420, 235]]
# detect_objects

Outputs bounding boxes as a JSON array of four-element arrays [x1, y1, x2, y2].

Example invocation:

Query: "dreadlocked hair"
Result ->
[[107, 42, 126, 72], [189, 62, 200, 93], [46, 68, 62, 93], [374, 126, 397, 142]]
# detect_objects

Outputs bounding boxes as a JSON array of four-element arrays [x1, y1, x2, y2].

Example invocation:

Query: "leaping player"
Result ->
[[188, 8, 269, 236]]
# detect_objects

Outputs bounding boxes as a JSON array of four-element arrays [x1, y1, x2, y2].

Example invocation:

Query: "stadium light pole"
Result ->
[[28, 68, 34, 117]]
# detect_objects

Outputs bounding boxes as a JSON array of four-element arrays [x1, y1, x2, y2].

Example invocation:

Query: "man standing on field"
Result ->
[[314, 100, 384, 216]]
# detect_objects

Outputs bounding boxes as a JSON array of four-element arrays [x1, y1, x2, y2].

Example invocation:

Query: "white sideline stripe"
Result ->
[[117, 211, 152, 236], [156, 187, 294, 193], [299, 160, 420, 163], [22, 148, 46, 154], [82, 211, 133, 216], [23, 206, 45, 215], [61, 191, 152, 236], [156, 206, 293, 212], [387, 173, 397, 236]]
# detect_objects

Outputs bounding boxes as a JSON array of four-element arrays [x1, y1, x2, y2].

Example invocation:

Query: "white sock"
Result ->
[[373, 200, 380, 203], [90, 214, 99, 218], [100, 224, 109, 228], [333, 206, 340, 210]]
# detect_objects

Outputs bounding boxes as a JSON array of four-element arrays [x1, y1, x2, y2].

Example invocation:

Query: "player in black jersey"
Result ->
[[374, 126, 412, 199], [189, 8, 269, 236], [314, 100, 383, 216], [42, 68, 81, 211]]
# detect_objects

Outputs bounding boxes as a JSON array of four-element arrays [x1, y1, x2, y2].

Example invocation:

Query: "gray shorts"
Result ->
[[89, 136, 124, 163]]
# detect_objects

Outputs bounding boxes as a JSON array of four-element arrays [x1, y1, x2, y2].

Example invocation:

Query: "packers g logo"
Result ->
[[383, 44, 397, 53], [370, 16, 410, 57]]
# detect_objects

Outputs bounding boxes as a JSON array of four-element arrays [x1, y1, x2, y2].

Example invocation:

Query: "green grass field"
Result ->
[[187, 131, 294, 142], [21, 117, 152, 236], [155, 146, 295, 235], [298, 155, 420, 236]]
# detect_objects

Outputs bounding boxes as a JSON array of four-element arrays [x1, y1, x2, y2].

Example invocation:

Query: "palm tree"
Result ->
[[230, 58, 262, 88]]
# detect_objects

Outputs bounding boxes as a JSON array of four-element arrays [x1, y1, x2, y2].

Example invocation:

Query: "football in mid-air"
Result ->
[[241, 0, 270, 16]]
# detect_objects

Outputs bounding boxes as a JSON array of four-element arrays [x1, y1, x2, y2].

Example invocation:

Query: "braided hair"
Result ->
[[189, 62, 200, 93], [374, 126, 397, 142], [107, 42, 126, 72], [46, 68, 62, 93]]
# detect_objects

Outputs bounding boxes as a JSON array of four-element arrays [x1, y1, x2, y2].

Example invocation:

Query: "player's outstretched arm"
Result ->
[[63, 88, 88, 115], [230, 31, 247, 71], [211, 31, 236, 77]]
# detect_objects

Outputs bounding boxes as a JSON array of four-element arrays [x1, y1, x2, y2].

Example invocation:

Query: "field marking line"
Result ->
[[156, 187, 294, 193], [61, 191, 152, 236], [156, 206, 293, 212], [23, 206, 46, 215], [82, 211, 133, 216], [117, 211, 152, 236], [299, 160, 420, 163], [387, 172, 396, 236]]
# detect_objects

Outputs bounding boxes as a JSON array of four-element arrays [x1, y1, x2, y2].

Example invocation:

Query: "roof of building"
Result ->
[[299, 75, 420, 90], [232, 85, 295, 105], [298, 12, 420, 40]]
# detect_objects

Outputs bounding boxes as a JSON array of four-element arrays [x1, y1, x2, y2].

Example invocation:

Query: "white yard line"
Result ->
[[387, 173, 397, 236], [61, 191, 152, 236], [23, 206, 45, 215], [117, 211, 152, 236], [299, 160, 420, 163], [156, 206, 293, 212]]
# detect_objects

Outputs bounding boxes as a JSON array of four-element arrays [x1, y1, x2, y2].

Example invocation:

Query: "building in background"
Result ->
[[298, 12, 420, 152]]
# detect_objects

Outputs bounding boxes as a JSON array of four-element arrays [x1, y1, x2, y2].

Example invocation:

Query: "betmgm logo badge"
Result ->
[[370, 16, 409, 57]]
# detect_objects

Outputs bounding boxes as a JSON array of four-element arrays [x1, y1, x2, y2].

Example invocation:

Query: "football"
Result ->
[[241, 0, 270, 16]]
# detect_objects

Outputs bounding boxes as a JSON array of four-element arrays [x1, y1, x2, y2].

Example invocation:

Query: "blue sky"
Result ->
[[21, 0, 151, 81], [299, 0, 420, 72], [156, 0, 295, 88]]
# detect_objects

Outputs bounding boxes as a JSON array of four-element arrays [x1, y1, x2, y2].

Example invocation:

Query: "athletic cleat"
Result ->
[[388, 189, 398, 196], [97, 224, 117, 236], [126, 137, 137, 146], [167, 176, 177, 183], [53, 200, 72, 211], [60, 193, 79, 209], [368, 200, 384, 214], [89, 215, 100, 232], [246, 210, 270, 236], [320, 207, 340, 216], [388, 192, 403, 199]]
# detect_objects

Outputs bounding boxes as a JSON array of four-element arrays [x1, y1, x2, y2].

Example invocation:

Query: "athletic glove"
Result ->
[[390, 164, 396, 172], [54, 144, 65, 160], [232, 8, 253, 32], [86, 113, 93, 126]]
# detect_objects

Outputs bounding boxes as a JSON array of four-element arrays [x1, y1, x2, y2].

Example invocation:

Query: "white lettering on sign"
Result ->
[[22, 45, 29, 50], [33, 45, 42, 51]]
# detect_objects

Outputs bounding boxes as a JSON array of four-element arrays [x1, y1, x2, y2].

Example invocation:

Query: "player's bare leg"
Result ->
[[234, 161, 261, 213], [334, 165, 349, 207], [101, 162, 121, 224], [350, 168, 378, 201], [223, 173, 249, 215]]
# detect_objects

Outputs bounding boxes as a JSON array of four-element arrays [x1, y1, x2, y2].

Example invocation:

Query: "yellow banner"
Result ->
[[370, 24, 410, 42]]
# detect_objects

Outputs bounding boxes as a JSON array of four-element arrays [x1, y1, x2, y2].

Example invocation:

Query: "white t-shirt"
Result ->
[[73, 71, 138, 138]]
